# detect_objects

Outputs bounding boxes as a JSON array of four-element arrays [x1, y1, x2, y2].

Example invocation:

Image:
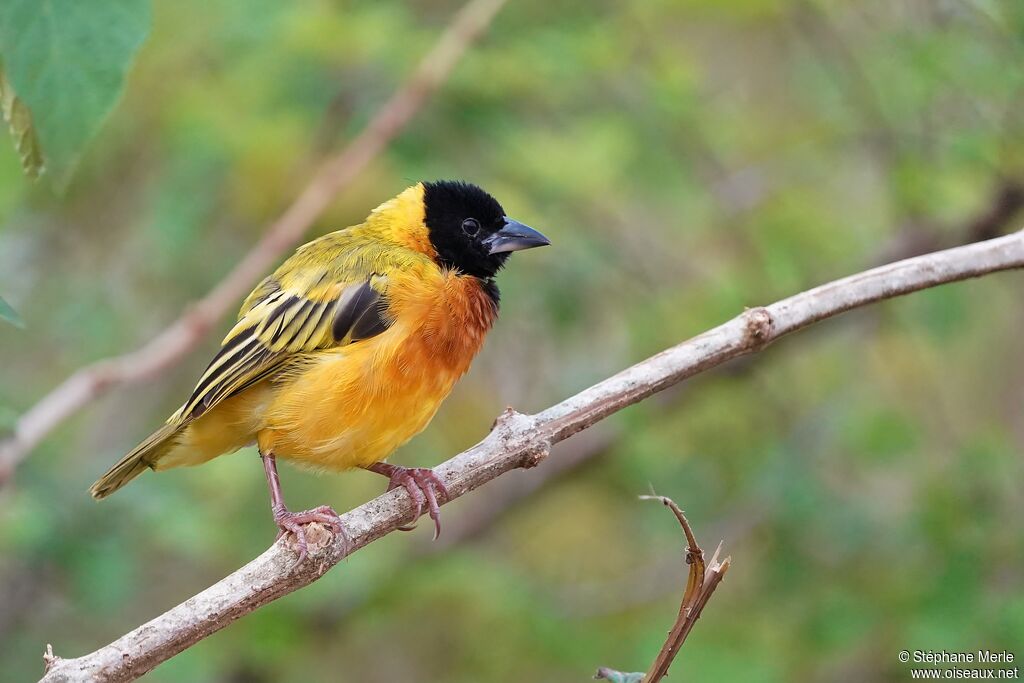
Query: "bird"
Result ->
[[90, 180, 549, 562]]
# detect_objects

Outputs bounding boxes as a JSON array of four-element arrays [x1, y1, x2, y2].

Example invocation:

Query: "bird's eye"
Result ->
[[461, 218, 480, 236]]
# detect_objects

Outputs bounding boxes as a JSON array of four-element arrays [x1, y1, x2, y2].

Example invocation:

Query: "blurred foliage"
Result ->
[[2, 0, 1024, 681], [0, 293, 22, 328]]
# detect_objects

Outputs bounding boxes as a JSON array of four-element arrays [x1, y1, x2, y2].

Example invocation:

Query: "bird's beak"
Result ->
[[484, 218, 551, 255]]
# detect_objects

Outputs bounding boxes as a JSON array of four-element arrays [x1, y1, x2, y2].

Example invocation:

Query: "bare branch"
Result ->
[[641, 497, 729, 682], [596, 495, 730, 683], [37, 231, 1024, 682], [0, 0, 509, 484]]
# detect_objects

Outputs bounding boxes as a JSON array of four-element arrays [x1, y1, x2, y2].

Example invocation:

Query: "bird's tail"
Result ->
[[90, 422, 180, 499]]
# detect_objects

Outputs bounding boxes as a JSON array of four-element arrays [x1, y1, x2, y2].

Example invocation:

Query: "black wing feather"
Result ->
[[174, 277, 391, 423]]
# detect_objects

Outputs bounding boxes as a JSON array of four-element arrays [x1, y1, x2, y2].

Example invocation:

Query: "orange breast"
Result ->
[[256, 265, 497, 471]]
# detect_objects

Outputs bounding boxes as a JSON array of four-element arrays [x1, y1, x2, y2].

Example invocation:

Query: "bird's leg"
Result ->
[[364, 462, 449, 539], [261, 452, 348, 564]]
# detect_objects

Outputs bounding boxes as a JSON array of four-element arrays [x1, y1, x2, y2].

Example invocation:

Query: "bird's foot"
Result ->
[[369, 463, 449, 539], [273, 504, 348, 566]]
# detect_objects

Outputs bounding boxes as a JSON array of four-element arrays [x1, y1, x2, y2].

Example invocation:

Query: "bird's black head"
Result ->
[[422, 180, 549, 280]]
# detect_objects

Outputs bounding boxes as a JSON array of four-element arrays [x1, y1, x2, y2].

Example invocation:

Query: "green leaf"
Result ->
[[0, 64, 44, 178], [0, 294, 23, 328], [0, 0, 151, 184]]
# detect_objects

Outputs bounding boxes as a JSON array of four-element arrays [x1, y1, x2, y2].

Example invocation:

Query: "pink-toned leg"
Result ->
[[262, 452, 348, 565], [365, 462, 449, 540]]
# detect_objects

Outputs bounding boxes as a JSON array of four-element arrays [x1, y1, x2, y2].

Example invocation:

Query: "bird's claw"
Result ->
[[384, 467, 449, 540], [273, 505, 348, 566]]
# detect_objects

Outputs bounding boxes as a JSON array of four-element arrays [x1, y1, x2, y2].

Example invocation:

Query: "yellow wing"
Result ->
[[171, 236, 395, 424]]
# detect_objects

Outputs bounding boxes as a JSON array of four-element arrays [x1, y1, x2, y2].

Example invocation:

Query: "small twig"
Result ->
[[641, 496, 729, 682], [42, 644, 60, 673], [0, 0, 509, 485], [595, 495, 731, 683]]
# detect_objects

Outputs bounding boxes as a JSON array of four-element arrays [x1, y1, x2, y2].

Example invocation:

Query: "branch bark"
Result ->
[[37, 231, 1024, 682], [0, 0, 509, 484]]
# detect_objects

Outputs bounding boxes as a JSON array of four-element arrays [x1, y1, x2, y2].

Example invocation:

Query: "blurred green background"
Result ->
[[2, 0, 1024, 681]]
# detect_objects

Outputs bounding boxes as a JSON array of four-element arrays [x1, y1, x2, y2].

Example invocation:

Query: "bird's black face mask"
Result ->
[[423, 180, 549, 280]]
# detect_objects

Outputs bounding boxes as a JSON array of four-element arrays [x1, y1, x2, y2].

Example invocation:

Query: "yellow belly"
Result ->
[[257, 331, 469, 470]]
